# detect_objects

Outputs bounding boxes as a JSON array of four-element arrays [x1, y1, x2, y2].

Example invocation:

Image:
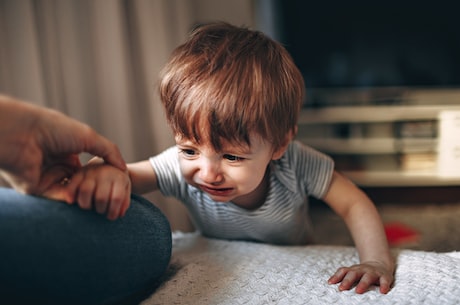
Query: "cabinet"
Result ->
[[296, 89, 460, 187]]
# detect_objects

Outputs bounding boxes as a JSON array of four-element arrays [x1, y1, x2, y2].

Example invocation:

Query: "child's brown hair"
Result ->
[[159, 22, 305, 152]]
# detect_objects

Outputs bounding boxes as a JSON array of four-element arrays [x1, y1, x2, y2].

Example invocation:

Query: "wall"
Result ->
[[0, 0, 258, 231]]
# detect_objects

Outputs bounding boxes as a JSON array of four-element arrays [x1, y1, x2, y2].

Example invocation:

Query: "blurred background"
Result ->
[[0, 0, 267, 231], [1, 1, 459, 249]]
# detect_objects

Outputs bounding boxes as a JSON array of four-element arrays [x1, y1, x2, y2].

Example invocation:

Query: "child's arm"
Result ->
[[127, 160, 160, 195], [322, 171, 395, 294]]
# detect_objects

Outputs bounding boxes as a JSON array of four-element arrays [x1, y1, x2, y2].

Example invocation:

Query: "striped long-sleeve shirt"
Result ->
[[150, 140, 334, 245]]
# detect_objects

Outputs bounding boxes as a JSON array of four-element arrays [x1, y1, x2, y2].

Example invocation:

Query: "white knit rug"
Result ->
[[142, 232, 460, 305]]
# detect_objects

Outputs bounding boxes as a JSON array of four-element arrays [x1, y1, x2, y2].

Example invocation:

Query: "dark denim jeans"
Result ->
[[0, 187, 172, 305]]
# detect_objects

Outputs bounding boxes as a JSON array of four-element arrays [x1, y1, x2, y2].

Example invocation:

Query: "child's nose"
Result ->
[[198, 159, 223, 184]]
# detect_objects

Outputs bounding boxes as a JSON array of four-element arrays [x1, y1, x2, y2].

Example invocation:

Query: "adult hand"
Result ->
[[0, 95, 126, 194]]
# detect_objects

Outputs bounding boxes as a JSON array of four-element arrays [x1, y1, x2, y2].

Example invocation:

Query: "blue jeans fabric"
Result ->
[[0, 187, 172, 305]]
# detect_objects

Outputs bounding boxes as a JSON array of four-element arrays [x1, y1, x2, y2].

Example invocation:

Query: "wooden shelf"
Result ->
[[298, 105, 460, 124], [297, 104, 460, 187], [342, 170, 460, 187], [300, 138, 437, 154]]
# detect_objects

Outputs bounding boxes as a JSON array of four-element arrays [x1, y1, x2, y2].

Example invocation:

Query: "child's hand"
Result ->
[[328, 261, 394, 294], [42, 163, 131, 220]]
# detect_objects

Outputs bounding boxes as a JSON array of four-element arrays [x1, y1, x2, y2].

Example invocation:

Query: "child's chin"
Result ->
[[206, 194, 233, 203]]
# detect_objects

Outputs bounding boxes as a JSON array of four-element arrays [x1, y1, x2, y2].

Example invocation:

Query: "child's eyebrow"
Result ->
[[221, 144, 252, 155], [176, 135, 254, 155]]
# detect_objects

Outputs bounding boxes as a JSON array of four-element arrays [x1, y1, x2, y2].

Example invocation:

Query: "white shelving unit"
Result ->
[[297, 104, 460, 187], [298, 105, 460, 124]]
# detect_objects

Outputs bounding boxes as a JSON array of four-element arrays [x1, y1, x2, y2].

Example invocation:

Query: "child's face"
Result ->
[[175, 133, 278, 209]]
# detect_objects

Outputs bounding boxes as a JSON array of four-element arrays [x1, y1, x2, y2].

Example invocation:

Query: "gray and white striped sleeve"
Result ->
[[290, 141, 335, 199], [149, 146, 184, 198]]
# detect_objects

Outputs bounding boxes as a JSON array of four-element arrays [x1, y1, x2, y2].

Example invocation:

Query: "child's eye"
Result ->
[[223, 154, 244, 162], [180, 149, 196, 157]]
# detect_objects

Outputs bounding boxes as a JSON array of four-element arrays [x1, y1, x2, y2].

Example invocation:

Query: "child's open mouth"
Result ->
[[200, 185, 233, 197]]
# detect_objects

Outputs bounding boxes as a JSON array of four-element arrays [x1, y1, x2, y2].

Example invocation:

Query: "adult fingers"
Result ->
[[77, 125, 126, 171], [0, 168, 39, 194], [38, 109, 127, 172], [36, 155, 81, 194]]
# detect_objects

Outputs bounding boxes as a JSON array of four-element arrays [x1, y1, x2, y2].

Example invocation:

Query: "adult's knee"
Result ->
[[0, 188, 172, 305]]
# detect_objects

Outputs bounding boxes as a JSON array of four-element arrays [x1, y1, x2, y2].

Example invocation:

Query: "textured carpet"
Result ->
[[142, 232, 460, 305]]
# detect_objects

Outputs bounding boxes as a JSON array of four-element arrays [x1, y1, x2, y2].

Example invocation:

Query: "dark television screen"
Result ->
[[276, 1, 460, 90]]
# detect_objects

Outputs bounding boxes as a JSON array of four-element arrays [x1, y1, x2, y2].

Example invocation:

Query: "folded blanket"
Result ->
[[143, 232, 460, 305]]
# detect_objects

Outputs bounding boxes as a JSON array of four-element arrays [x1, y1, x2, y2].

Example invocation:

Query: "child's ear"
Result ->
[[272, 127, 297, 160]]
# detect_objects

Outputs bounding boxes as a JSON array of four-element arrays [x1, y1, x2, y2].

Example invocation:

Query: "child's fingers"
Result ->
[[106, 185, 122, 220], [61, 172, 85, 204], [40, 172, 82, 204], [119, 182, 131, 218], [330, 264, 394, 294], [35, 166, 74, 195], [338, 269, 362, 291], [354, 273, 378, 294], [119, 196, 130, 218], [379, 275, 393, 294], [328, 267, 348, 284], [41, 183, 73, 203], [76, 177, 97, 210], [93, 181, 111, 215], [106, 182, 130, 220]]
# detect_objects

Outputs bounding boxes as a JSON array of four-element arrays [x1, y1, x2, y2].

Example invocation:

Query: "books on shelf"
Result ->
[[393, 119, 439, 172], [398, 153, 437, 171], [394, 120, 437, 138], [298, 101, 460, 185]]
